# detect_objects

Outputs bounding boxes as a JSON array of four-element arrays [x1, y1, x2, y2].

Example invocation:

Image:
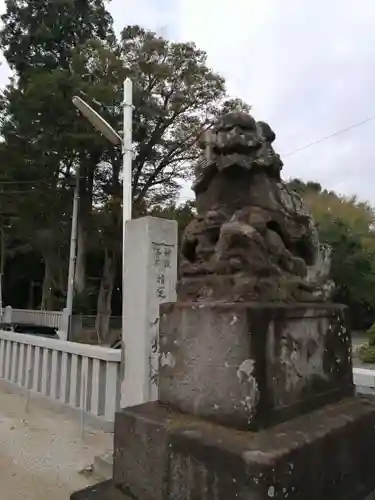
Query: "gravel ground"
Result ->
[[0, 334, 371, 500], [0, 387, 113, 500]]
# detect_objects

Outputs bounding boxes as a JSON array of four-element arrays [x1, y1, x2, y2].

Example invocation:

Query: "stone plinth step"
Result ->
[[113, 397, 375, 500], [93, 452, 113, 480], [71, 480, 130, 500]]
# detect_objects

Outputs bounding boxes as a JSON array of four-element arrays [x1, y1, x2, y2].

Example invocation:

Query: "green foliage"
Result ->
[[3, 0, 375, 335], [151, 200, 195, 246], [358, 321, 375, 363], [0, 0, 114, 77], [319, 219, 375, 305], [0, 0, 249, 313], [288, 178, 322, 194], [290, 180, 375, 329], [0, 0, 116, 308], [119, 25, 250, 207], [357, 343, 375, 364]]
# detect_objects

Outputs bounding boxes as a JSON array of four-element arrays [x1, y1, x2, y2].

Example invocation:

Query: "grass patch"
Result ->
[[357, 321, 375, 363], [357, 342, 375, 363]]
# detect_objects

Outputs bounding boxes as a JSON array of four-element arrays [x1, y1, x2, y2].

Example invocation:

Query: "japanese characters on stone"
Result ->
[[152, 243, 173, 302]]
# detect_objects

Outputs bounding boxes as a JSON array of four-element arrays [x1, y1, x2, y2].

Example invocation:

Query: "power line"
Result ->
[[0, 189, 69, 195], [0, 176, 85, 185], [283, 114, 375, 157], [178, 114, 375, 202], [1, 112, 374, 201], [0, 180, 49, 185]]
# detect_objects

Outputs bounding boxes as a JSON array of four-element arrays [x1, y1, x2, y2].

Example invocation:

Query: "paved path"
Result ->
[[0, 387, 113, 500]]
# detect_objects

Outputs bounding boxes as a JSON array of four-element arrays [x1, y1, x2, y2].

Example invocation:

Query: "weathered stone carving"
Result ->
[[179, 111, 334, 302]]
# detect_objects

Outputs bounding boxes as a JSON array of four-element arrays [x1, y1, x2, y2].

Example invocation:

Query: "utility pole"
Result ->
[[72, 78, 133, 338], [0, 221, 4, 323], [71, 79, 133, 394], [65, 174, 80, 338], [122, 78, 133, 223], [0, 185, 5, 324], [122, 78, 133, 311]]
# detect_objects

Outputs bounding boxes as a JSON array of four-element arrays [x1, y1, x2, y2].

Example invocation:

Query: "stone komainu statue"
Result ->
[[179, 111, 334, 302]]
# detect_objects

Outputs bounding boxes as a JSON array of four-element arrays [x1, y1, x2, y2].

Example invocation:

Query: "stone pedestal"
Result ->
[[71, 301, 366, 500], [112, 398, 375, 500], [159, 302, 353, 430]]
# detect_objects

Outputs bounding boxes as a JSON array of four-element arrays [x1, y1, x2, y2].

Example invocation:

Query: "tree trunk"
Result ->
[[95, 249, 117, 344], [27, 281, 35, 309], [0, 222, 5, 318], [74, 219, 86, 294], [41, 261, 54, 310], [74, 155, 96, 295]]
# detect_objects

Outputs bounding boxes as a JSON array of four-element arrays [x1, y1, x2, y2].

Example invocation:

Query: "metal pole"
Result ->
[[65, 175, 80, 338], [122, 80, 133, 301], [122, 78, 133, 223], [0, 219, 4, 323], [25, 367, 32, 413], [121, 78, 133, 407], [0, 273, 3, 324]]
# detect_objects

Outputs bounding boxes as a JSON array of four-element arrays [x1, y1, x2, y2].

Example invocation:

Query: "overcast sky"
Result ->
[[1, 0, 374, 203]]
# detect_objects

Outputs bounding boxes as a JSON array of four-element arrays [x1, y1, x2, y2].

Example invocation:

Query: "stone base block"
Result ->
[[159, 302, 353, 430], [113, 398, 375, 500]]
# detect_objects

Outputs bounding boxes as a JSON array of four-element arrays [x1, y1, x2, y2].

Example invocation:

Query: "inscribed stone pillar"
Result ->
[[120, 216, 177, 408]]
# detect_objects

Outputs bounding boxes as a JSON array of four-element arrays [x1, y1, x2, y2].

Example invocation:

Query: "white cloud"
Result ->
[[1, 0, 375, 202], [172, 0, 375, 202], [108, 0, 375, 202], [111, 0, 178, 39], [0, 1, 11, 89]]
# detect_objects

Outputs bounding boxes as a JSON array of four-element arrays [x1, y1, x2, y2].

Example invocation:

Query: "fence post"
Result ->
[[58, 308, 69, 340], [81, 372, 86, 440], [4, 305, 12, 324]]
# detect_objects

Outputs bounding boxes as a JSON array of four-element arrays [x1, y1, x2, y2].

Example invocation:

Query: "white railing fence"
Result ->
[[0, 330, 121, 426], [353, 367, 375, 395], [1, 328, 373, 429], [2, 306, 64, 330]]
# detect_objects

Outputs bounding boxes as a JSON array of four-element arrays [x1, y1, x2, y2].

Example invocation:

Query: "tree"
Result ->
[[289, 179, 375, 328], [119, 26, 250, 207], [76, 26, 250, 341], [289, 178, 375, 238], [0, 0, 114, 78], [319, 218, 375, 328], [0, 11, 250, 340], [151, 200, 195, 244], [0, 0, 115, 308]]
